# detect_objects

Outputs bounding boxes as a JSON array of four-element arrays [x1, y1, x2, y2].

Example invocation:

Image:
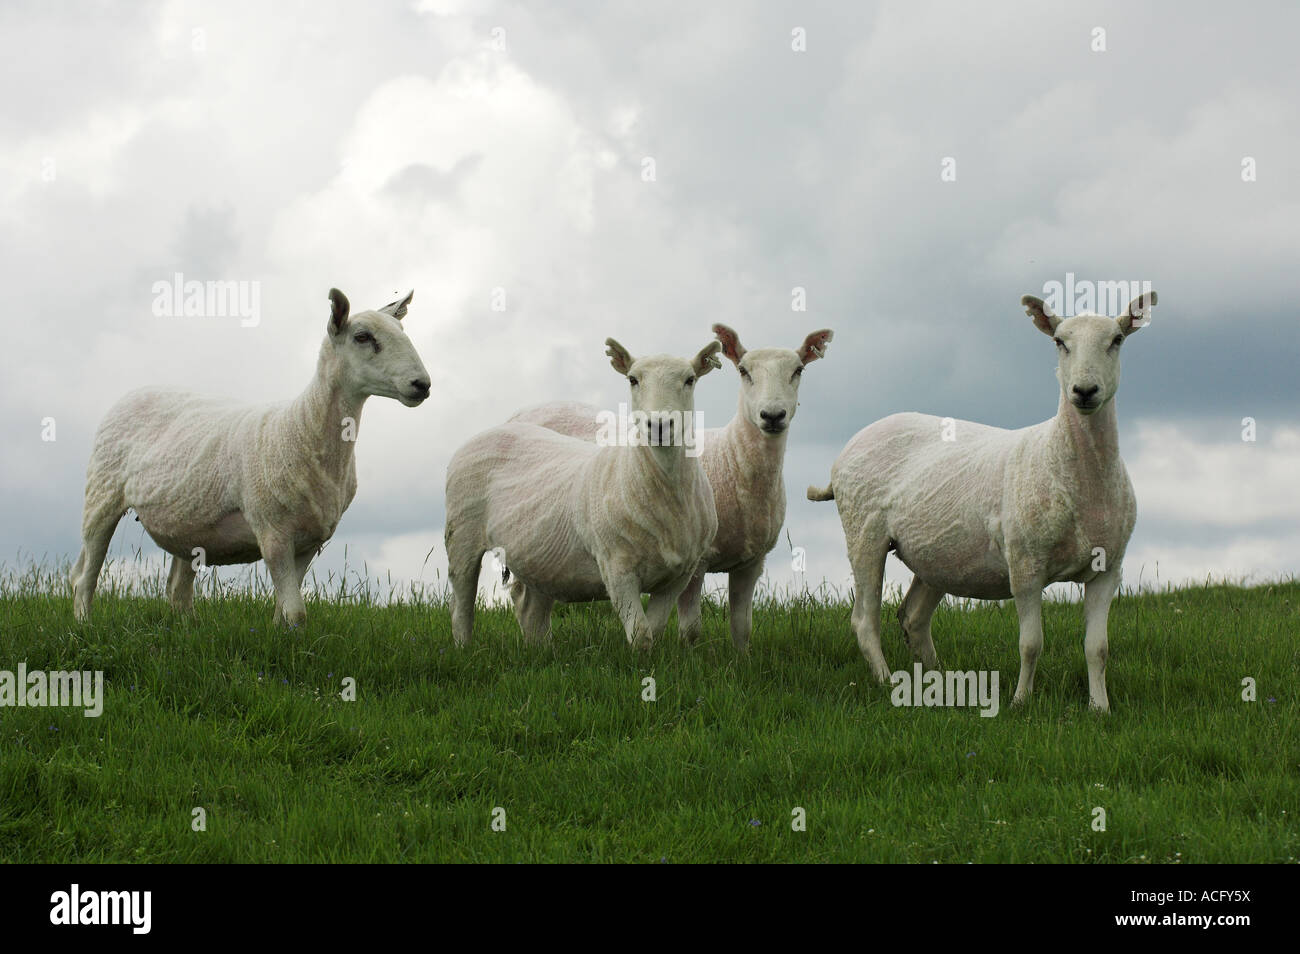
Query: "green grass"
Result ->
[[1, 560, 1296, 862]]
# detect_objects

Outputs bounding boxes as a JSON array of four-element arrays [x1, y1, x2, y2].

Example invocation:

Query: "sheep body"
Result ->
[[822, 408, 1135, 600], [508, 403, 779, 637], [447, 422, 716, 601], [79, 388, 352, 566]]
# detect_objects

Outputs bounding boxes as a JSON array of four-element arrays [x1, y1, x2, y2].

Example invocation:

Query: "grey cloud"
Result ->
[[2, 0, 1297, 591]]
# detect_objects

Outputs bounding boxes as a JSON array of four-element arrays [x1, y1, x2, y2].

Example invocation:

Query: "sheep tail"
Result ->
[[807, 482, 834, 502]]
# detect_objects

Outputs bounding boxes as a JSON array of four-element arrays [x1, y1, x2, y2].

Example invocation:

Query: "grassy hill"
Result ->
[[1, 563, 1296, 862]]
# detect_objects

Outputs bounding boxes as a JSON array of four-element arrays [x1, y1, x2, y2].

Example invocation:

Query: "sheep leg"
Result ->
[[294, 550, 315, 590], [646, 579, 690, 641], [1083, 567, 1119, 712], [510, 580, 554, 644], [675, 571, 705, 645], [847, 522, 892, 682], [261, 536, 307, 627], [446, 535, 484, 648], [897, 578, 943, 670], [508, 578, 524, 616], [1010, 582, 1044, 705], [166, 554, 197, 613], [726, 556, 765, 652], [72, 492, 126, 621], [605, 572, 653, 650]]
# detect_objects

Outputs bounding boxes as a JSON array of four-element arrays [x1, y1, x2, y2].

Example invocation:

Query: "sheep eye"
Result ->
[[628, 376, 639, 387], [792, 367, 804, 381], [353, 332, 373, 344], [739, 367, 750, 379], [1053, 337, 1069, 353], [685, 376, 696, 387], [1111, 335, 1124, 349]]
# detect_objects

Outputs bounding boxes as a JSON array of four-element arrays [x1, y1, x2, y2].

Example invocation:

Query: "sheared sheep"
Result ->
[[808, 292, 1156, 711], [71, 288, 431, 626], [444, 338, 722, 649], [511, 324, 832, 648]]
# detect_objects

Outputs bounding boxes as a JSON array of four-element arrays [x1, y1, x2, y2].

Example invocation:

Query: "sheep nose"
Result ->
[[411, 378, 431, 397], [760, 409, 787, 424], [1072, 384, 1099, 402]]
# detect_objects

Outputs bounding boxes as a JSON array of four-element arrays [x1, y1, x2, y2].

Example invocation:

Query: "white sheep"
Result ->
[[71, 288, 431, 626], [444, 338, 722, 649], [808, 292, 1156, 711], [511, 324, 833, 648]]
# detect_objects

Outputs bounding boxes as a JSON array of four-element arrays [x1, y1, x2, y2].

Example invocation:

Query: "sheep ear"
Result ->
[[692, 340, 723, 377], [798, 328, 833, 365], [605, 338, 635, 376], [1021, 295, 1060, 337], [1118, 290, 1157, 335], [328, 288, 350, 335], [379, 289, 414, 321], [712, 323, 746, 364]]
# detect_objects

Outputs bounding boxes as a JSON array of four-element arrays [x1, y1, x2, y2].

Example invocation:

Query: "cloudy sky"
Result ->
[[1, 0, 1296, 604]]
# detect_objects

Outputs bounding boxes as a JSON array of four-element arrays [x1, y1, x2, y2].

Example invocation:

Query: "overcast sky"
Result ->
[[1, 0, 1297, 604]]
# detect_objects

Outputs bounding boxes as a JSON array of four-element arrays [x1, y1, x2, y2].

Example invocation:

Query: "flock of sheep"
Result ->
[[70, 286, 1157, 711]]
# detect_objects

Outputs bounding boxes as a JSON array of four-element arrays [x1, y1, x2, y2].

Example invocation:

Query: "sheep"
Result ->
[[808, 291, 1156, 711], [444, 337, 723, 649], [511, 324, 833, 648], [70, 288, 431, 626]]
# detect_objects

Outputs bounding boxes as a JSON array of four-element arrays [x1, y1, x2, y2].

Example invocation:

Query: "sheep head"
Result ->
[[1022, 292, 1156, 416], [713, 324, 833, 436], [605, 338, 721, 449], [327, 288, 431, 407]]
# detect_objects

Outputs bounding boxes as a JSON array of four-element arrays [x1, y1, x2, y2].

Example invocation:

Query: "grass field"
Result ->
[[0, 560, 1296, 863]]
